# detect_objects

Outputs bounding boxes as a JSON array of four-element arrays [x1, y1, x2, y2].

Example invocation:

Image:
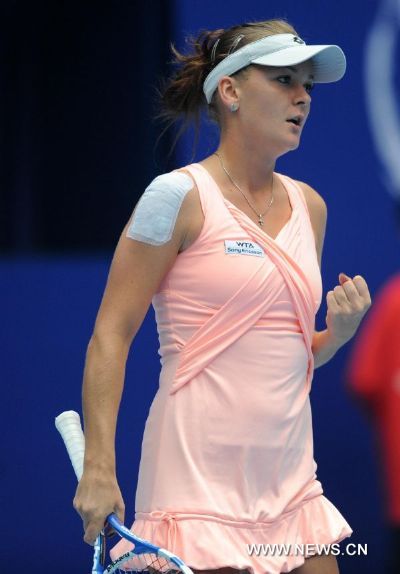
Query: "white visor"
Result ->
[[203, 33, 346, 103]]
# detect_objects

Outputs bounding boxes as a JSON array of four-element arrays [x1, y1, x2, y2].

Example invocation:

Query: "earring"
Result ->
[[230, 102, 239, 112]]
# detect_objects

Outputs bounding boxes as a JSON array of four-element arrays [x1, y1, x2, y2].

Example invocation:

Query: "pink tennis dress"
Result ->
[[111, 163, 352, 573]]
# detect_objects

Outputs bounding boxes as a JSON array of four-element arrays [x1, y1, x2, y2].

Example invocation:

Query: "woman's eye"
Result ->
[[276, 76, 314, 94], [277, 75, 291, 84]]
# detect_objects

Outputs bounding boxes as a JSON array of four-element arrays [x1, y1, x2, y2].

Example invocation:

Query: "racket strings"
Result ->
[[107, 551, 184, 574]]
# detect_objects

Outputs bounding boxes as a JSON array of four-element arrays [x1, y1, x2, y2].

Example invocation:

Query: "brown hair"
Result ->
[[158, 19, 298, 147]]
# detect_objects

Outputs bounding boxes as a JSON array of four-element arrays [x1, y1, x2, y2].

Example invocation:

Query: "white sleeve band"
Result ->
[[126, 171, 194, 246]]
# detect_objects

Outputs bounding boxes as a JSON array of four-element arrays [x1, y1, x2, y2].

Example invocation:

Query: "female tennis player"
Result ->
[[73, 19, 371, 574]]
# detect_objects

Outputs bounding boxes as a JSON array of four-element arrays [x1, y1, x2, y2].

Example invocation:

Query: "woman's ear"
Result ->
[[217, 75, 240, 111]]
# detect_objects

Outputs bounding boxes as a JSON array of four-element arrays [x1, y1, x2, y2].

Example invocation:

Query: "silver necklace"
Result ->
[[214, 152, 274, 226]]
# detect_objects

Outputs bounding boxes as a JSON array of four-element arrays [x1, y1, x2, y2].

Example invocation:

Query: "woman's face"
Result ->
[[230, 60, 314, 155]]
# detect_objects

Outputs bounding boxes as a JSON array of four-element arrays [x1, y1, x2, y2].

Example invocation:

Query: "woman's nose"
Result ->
[[294, 84, 312, 106]]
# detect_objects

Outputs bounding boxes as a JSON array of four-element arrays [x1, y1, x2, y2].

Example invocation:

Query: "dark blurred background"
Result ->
[[1, 0, 172, 252], [2, 1, 399, 572]]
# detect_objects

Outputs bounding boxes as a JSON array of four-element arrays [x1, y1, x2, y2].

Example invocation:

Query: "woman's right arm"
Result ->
[[73, 182, 203, 544]]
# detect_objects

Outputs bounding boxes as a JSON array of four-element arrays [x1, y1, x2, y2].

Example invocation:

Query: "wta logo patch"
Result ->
[[224, 240, 264, 257]]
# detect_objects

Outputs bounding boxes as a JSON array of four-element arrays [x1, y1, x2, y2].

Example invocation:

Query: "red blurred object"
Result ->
[[346, 274, 400, 525]]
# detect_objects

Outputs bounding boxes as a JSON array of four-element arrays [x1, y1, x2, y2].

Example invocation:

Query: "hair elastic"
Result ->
[[210, 38, 221, 64], [228, 34, 245, 55]]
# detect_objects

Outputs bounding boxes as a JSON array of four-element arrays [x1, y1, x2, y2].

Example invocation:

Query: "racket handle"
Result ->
[[55, 410, 85, 481], [56, 410, 106, 574]]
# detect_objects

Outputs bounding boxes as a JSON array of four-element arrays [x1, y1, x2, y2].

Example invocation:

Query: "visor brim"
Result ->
[[251, 44, 346, 83]]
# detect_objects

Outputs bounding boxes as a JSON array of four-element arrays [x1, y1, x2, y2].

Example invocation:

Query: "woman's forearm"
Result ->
[[82, 333, 130, 473], [312, 329, 346, 368]]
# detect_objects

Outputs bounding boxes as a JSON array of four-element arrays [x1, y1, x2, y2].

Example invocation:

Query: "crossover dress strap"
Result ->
[[225, 201, 316, 390], [170, 166, 316, 396]]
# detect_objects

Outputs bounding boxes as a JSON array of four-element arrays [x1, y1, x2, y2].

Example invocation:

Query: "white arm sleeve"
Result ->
[[126, 171, 194, 246]]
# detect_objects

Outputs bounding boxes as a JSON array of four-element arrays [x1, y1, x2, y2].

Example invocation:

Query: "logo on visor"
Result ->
[[293, 36, 305, 44]]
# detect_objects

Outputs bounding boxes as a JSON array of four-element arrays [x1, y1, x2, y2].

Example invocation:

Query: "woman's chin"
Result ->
[[275, 139, 301, 157], [285, 136, 302, 152]]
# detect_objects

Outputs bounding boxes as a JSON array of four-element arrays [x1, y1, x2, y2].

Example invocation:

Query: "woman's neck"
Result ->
[[215, 137, 277, 195]]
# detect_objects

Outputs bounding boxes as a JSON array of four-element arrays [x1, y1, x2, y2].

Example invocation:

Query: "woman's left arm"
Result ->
[[298, 181, 372, 368]]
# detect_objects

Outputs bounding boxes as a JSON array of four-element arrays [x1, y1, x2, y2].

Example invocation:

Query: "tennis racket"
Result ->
[[55, 410, 193, 574]]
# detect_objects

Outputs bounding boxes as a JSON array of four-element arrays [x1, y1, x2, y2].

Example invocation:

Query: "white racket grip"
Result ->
[[55, 410, 85, 481]]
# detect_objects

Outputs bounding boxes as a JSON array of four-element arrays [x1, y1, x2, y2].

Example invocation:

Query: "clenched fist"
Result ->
[[325, 273, 371, 345]]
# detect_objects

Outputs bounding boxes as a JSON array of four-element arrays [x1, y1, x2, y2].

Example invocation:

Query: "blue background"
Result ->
[[2, 1, 398, 572]]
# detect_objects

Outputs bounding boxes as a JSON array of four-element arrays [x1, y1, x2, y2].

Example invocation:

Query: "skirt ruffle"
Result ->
[[110, 495, 352, 574]]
